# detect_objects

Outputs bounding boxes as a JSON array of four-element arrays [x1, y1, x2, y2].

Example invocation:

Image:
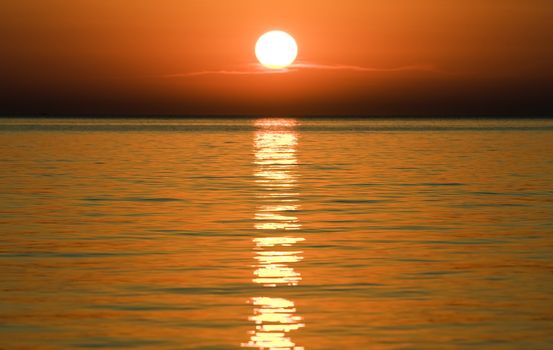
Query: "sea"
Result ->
[[1, 117, 552, 349]]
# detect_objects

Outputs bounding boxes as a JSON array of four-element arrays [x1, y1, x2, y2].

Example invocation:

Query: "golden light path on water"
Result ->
[[242, 118, 305, 350]]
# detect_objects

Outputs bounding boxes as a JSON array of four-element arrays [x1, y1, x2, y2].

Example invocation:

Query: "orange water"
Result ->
[[1, 118, 552, 349]]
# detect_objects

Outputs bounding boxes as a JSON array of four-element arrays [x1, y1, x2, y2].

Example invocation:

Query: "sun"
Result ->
[[255, 31, 298, 69]]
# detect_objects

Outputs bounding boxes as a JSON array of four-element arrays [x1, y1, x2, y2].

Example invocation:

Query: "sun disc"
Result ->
[[255, 31, 298, 69]]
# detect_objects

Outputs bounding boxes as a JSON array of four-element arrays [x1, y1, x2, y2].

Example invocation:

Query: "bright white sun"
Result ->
[[255, 31, 298, 69]]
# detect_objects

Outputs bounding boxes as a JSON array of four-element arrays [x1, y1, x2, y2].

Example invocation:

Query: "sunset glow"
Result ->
[[1, 1, 551, 115], [1, 1, 552, 349]]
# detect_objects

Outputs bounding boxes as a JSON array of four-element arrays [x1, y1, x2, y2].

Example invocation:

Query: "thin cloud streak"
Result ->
[[291, 62, 441, 73], [164, 68, 287, 78], [165, 61, 445, 78]]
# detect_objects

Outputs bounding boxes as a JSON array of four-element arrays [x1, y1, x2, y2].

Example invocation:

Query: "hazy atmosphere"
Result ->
[[1, 2, 552, 350], [1, 0, 552, 115]]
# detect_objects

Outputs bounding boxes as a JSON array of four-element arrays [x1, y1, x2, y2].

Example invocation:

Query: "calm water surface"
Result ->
[[1, 118, 552, 349]]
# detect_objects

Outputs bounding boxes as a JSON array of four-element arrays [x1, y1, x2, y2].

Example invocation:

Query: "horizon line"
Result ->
[[1, 114, 552, 119]]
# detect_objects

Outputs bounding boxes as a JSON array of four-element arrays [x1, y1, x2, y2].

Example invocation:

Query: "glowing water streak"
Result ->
[[242, 118, 305, 350]]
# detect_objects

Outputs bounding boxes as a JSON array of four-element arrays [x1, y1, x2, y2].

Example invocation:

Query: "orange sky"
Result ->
[[1, 0, 552, 116]]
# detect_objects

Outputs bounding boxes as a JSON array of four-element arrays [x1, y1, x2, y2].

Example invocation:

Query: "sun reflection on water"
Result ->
[[242, 118, 305, 350]]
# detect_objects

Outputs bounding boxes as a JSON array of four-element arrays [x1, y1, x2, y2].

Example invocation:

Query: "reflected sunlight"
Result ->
[[242, 297, 305, 350], [243, 118, 305, 350]]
